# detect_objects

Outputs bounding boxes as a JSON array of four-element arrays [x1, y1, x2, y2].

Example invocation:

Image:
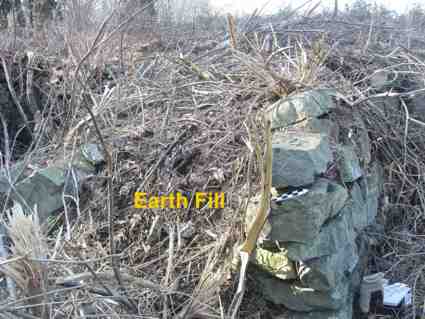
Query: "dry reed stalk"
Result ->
[[0, 207, 49, 318]]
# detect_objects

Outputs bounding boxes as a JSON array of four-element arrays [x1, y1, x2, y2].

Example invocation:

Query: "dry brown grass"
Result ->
[[2, 3, 425, 319]]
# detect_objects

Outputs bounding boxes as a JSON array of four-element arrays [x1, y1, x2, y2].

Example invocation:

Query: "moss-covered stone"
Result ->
[[251, 247, 297, 280]]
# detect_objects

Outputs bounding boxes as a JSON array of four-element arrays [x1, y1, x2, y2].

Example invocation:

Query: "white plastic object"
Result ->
[[383, 283, 411, 307]]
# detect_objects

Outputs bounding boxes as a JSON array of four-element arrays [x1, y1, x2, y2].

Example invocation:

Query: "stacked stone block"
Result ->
[[247, 89, 383, 319]]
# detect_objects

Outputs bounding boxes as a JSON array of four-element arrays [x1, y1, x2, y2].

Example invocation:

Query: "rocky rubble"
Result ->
[[0, 144, 104, 224], [247, 89, 384, 318]]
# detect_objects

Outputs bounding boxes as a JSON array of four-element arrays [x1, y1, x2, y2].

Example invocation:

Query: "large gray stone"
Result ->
[[273, 292, 353, 319], [272, 132, 332, 187], [298, 241, 358, 292], [346, 162, 383, 234], [284, 208, 356, 261], [337, 145, 362, 183], [359, 162, 384, 227], [253, 267, 350, 312], [269, 179, 347, 244], [8, 144, 105, 224], [270, 89, 337, 129], [11, 167, 66, 223], [346, 182, 368, 232]]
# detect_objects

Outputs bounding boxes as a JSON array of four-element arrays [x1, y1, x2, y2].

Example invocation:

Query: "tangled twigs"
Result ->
[[137, 126, 195, 192], [79, 103, 138, 312], [0, 55, 32, 137]]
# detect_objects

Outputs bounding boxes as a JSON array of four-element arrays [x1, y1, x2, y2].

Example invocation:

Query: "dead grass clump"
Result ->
[[1, 206, 49, 317]]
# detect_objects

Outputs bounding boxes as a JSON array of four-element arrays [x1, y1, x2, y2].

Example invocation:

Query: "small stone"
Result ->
[[179, 221, 195, 239], [337, 144, 362, 182], [80, 143, 105, 166], [272, 131, 332, 187]]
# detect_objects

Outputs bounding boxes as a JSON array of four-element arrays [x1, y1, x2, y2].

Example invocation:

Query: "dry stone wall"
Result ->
[[246, 89, 384, 319]]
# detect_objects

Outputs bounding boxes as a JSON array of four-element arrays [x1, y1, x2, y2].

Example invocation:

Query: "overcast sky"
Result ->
[[210, 0, 425, 15]]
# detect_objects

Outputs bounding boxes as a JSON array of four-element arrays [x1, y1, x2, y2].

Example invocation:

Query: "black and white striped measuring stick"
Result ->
[[273, 188, 309, 204]]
